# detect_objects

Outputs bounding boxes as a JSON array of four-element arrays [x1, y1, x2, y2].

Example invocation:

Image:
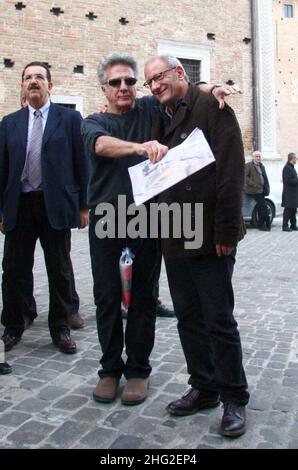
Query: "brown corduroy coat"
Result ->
[[151, 84, 246, 258]]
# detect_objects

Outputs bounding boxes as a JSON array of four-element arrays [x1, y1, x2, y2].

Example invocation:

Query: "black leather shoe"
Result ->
[[1, 333, 21, 352], [0, 362, 12, 375], [283, 227, 292, 232], [220, 402, 246, 437], [52, 332, 77, 354], [67, 313, 85, 329], [156, 301, 175, 318], [166, 387, 220, 416], [290, 226, 298, 231]]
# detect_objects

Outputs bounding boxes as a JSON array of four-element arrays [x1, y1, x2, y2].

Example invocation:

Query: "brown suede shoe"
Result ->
[[68, 313, 85, 329], [93, 377, 119, 403], [121, 378, 149, 405]]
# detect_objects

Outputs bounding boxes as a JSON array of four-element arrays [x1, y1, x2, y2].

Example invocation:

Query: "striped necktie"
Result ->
[[27, 109, 43, 189]]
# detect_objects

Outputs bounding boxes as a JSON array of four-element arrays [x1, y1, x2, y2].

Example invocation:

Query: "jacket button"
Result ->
[[185, 183, 192, 191], [180, 132, 188, 139]]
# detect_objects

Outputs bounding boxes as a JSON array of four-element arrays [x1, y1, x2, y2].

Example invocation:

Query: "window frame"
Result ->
[[157, 39, 211, 83], [51, 95, 84, 115], [283, 4, 294, 18], [178, 58, 202, 84]]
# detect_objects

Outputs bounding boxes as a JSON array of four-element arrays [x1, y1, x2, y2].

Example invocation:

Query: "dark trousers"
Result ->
[[153, 248, 162, 301], [283, 207, 297, 229], [252, 193, 270, 228], [89, 210, 158, 380], [165, 253, 249, 405], [2, 240, 79, 323], [1, 193, 73, 338]]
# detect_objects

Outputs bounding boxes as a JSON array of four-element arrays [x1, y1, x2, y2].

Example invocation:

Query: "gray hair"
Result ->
[[98, 53, 138, 85], [145, 55, 189, 82], [145, 55, 181, 68], [252, 150, 261, 157]]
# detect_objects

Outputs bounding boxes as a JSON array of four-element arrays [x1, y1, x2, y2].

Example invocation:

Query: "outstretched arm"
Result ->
[[95, 135, 168, 163]]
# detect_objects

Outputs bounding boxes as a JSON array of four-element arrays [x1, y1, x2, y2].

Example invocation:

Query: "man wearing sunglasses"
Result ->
[[82, 53, 169, 407], [143, 55, 249, 437], [82, 53, 234, 407]]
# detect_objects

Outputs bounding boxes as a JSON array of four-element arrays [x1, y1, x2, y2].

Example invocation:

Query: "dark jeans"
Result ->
[[283, 207, 297, 229], [252, 193, 270, 228], [89, 210, 158, 380], [165, 253, 249, 405], [1, 193, 73, 338]]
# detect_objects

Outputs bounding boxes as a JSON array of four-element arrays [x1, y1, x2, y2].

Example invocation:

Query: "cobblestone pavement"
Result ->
[[0, 217, 298, 450]]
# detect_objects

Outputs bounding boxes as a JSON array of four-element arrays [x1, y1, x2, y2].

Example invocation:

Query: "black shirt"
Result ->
[[82, 96, 158, 209]]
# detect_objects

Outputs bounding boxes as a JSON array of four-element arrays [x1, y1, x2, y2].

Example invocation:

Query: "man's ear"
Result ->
[[101, 86, 106, 93], [176, 65, 185, 80]]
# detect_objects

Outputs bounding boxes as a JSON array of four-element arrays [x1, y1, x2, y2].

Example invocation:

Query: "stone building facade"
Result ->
[[1, 0, 296, 167], [0, 0, 253, 151], [274, 0, 298, 159], [251, 0, 298, 184]]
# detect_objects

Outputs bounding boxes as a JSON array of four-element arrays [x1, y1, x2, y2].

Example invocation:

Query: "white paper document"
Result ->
[[128, 127, 215, 206]]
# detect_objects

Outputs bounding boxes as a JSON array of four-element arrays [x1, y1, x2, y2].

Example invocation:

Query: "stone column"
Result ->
[[253, 0, 280, 161]]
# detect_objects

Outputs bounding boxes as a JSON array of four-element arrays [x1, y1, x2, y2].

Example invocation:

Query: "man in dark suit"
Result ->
[[282, 152, 298, 231], [0, 61, 89, 353], [12, 92, 85, 330], [144, 55, 249, 437]]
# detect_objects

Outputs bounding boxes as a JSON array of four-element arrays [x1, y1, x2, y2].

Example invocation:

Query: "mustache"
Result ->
[[28, 85, 40, 90]]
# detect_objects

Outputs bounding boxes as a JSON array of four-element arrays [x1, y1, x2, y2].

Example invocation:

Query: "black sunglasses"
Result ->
[[106, 77, 137, 87]]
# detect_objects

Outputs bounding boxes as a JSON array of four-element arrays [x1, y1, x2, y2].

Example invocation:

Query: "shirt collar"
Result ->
[[159, 97, 183, 119], [28, 99, 50, 116]]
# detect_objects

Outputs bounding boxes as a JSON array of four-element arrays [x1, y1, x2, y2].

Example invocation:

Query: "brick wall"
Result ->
[[274, 0, 298, 159], [0, 0, 253, 152]]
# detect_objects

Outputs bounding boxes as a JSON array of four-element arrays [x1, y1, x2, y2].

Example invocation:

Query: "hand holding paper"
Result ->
[[128, 128, 215, 206]]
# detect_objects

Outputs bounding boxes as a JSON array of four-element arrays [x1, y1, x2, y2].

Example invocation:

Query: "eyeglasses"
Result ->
[[23, 74, 47, 82], [105, 77, 137, 87], [143, 67, 176, 88]]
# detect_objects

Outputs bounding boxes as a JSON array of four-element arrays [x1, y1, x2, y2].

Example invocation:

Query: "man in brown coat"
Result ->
[[144, 55, 249, 437], [245, 151, 271, 231]]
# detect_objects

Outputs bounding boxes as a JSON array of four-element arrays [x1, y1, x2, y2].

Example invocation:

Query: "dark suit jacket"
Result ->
[[282, 162, 298, 208], [0, 102, 89, 231], [151, 84, 245, 258]]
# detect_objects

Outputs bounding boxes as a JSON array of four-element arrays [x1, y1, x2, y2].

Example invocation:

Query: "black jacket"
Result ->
[[282, 162, 298, 208]]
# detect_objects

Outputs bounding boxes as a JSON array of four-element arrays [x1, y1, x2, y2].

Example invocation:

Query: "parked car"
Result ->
[[242, 182, 283, 227]]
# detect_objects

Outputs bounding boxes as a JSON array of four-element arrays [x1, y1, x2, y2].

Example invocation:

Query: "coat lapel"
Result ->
[[14, 107, 29, 157], [42, 103, 62, 147], [164, 102, 189, 139]]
